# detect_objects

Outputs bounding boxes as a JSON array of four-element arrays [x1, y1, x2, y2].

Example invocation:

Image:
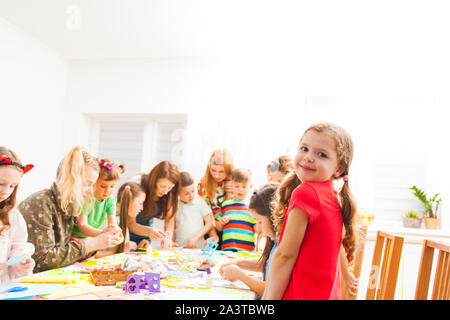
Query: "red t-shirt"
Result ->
[[279, 180, 342, 300]]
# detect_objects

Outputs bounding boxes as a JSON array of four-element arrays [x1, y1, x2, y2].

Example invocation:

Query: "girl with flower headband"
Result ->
[[0, 147, 35, 282], [72, 158, 125, 245], [263, 122, 358, 300]]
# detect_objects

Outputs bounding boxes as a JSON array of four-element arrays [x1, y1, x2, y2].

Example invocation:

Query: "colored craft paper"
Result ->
[[43, 282, 105, 300], [0, 283, 63, 300]]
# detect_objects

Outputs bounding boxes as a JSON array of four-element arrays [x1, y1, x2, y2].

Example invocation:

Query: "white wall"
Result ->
[[0, 18, 68, 201]]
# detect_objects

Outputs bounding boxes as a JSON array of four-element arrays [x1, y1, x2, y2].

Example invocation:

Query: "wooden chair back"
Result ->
[[414, 239, 450, 300], [366, 231, 404, 300], [341, 224, 368, 300]]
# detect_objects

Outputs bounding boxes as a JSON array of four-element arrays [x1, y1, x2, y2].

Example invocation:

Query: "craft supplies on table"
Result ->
[[10, 248, 261, 300]]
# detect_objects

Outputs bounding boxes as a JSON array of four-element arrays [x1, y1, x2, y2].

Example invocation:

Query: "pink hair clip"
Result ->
[[342, 175, 349, 182], [99, 159, 116, 170]]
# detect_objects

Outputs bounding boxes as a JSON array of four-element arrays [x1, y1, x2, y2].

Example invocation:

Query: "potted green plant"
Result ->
[[402, 210, 422, 228], [410, 185, 442, 229]]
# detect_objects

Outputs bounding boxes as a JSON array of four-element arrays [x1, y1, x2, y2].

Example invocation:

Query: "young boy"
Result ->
[[215, 168, 256, 252], [175, 172, 218, 249]]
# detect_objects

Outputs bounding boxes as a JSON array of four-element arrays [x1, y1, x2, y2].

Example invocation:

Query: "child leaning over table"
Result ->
[[215, 168, 256, 252], [72, 158, 124, 239], [174, 172, 217, 249]]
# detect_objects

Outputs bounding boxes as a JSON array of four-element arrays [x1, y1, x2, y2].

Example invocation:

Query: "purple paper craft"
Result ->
[[125, 275, 143, 294], [145, 272, 160, 293]]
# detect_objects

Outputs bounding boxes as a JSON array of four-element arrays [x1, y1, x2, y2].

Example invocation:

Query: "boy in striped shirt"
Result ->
[[216, 168, 255, 251]]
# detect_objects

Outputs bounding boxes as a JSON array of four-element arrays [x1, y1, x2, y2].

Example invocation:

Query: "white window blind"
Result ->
[[97, 120, 146, 188], [88, 115, 187, 196], [154, 120, 186, 169]]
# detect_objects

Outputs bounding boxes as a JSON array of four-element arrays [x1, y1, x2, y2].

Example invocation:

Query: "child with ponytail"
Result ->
[[263, 122, 358, 300], [116, 182, 147, 252], [0, 147, 35, 282], [19, 146, 123, 273], [218, 183, 279, 298], [72, 158, 125, 238]]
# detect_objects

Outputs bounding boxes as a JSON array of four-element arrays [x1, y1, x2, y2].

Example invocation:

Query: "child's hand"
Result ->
[[148, 227, 166, 241], [104, 224, 122, 235], [123, 241, 138, 252], [161, 237, 173, 250], [11, 257, 35, 274], [224, 181, 233, 193], [221, 264, 245, 283], [186, 238, 198, 249], [218, 216, 231, 226], [218, 261, 236, 277], [137, 239, 150, 249], [343, 271, 359, 296], [95, 232, 123, 249], [203, 236, 219, 248]]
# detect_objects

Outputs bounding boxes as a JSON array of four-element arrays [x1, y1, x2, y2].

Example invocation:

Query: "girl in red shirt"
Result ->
[[263, 122, 358, 300]]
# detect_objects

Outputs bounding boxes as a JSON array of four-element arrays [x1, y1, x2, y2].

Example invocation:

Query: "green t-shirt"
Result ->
[[72, 196, 116, 238]]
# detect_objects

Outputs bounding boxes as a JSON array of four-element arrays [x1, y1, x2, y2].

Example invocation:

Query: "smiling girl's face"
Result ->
[[294, 129, 342, 183]]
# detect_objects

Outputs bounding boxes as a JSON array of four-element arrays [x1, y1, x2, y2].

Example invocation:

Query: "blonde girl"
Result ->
[[263, 123, 358, 300], [18, 146, 123, 273], [72, 158, 125, 238], [0, 147, 35, 282], [197, 149, 234, 244]]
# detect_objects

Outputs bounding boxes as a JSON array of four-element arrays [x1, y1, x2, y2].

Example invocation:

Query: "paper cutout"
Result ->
[[125, 275, 142, 294], [145, 273, 160, 293], [6, 256, 27, 266], [124, 273, 161, 294], [201, 240, 218, 257]]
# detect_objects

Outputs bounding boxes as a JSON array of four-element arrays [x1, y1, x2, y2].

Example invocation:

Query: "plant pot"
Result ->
[[424, 217, 440, 229], [402, 216, 422, 228]]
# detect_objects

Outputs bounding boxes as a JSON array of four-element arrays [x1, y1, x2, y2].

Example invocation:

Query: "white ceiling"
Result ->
[[0, 0, 264, 59]]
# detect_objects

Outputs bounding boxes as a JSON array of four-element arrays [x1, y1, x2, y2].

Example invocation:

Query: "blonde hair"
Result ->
[[304, 122, 357, 263], [201, 149, 234, 201], [56, 146, 99, 216]]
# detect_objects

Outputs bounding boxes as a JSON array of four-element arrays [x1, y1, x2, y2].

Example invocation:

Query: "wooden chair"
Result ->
[[341, 224, 368, 300], [365, 231, 404, 300], [414, 239, 450, 300]]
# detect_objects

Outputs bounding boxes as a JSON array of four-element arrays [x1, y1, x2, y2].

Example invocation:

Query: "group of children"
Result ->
[[0, 121, 360, 300]]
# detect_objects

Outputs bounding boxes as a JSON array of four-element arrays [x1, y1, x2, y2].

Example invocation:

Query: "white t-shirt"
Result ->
[[0, 209, 34, 282], [175, 196, 212, 248]]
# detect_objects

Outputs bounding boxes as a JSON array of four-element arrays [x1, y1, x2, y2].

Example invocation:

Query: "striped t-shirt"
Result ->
[[217, 199, 255, 251]]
